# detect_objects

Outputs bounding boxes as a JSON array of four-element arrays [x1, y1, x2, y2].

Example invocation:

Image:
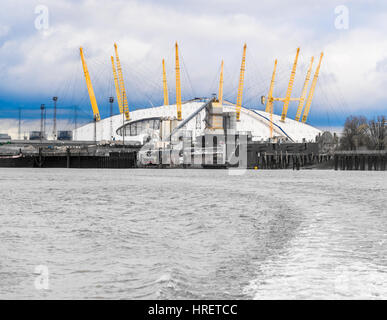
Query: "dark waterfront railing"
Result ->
[[0, 145, 139, 169]]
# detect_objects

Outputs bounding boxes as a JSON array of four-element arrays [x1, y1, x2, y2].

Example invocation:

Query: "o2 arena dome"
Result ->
[[73, 98, 321, 145], [74, 43, 323, 146]]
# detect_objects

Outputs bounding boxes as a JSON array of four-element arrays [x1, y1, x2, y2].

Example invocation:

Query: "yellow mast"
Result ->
[[111, 56, 123, 114], [265, 59, 277, 138], [265, 59, 277, 113], [175, 42, 182, 120], [236, 43, 247, 121], [302, 52, 324, 123], [295, 56, 314, 121], [218, 60, 224, 105], [280, 47, 300, 122], [114, 43, 130, 121], [162, 59, 169, 106], [79, 47, 100, 121]]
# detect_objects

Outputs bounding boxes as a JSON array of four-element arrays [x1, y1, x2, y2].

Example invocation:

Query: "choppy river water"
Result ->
[[0, 168, 386, 299]]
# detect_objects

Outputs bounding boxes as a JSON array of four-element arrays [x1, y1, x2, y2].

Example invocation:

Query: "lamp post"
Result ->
[[109, 97, 114, 140], [94, 115, 97, 145], [53, 96, 58, 139], [40, 104, 45, 143]]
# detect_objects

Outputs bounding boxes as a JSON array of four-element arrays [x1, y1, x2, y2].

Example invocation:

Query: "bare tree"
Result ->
[[367, 116, 386, 150], [340, 116, 368, 150]]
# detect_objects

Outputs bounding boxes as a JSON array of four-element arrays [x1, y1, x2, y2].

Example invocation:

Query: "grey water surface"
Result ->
[[0, 168, 386, 299]]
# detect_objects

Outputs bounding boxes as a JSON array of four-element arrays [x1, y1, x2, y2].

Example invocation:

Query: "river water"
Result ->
[[0, 168, 386, 299]]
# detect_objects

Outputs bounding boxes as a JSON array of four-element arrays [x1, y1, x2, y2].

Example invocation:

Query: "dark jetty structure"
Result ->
[[333, 151, 387, 171], [0, 141, 138, 169]]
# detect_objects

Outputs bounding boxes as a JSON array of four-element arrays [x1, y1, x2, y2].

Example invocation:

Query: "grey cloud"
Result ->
[[0, 0, 386, 116], [375, 57, 387, 73]]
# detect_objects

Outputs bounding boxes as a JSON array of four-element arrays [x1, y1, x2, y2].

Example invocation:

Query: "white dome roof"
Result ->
[[73, 100, 321, 143]]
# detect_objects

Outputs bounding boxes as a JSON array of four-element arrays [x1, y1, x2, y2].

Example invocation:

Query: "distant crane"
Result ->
[[79, 47, 100, 121], [162, 59, 169, 105], [43, 104, 47, 135], [175, 42, 182, 120], [73, 105, 78, 140], [18, 107, 21, 140], [236, 44, 247, 121]]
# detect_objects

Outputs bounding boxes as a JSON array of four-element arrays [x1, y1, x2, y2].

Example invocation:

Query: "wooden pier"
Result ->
[[250, 152, 332, 170], [247, 142, 333, 169], [334, 151, 387, 171]]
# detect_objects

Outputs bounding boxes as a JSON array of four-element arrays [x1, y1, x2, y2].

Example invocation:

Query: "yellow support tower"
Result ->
[[162, 59, 169, 106], [114, 43, 130, 121], [265, 59, 277, 138], [79, 47, 100, 121], [111, 56, 123, 114], [236, 44, 247, 121], [265, 59, 277, 113], [218, 60, 224, 105], [281, 47, 300, 122], [175, 42, 182, 120], [302, 52, 324, 123], [295, 56, 314, 121]]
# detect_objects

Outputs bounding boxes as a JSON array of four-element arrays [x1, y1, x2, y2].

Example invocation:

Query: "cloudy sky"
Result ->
[[0, 0, 386, 135]]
